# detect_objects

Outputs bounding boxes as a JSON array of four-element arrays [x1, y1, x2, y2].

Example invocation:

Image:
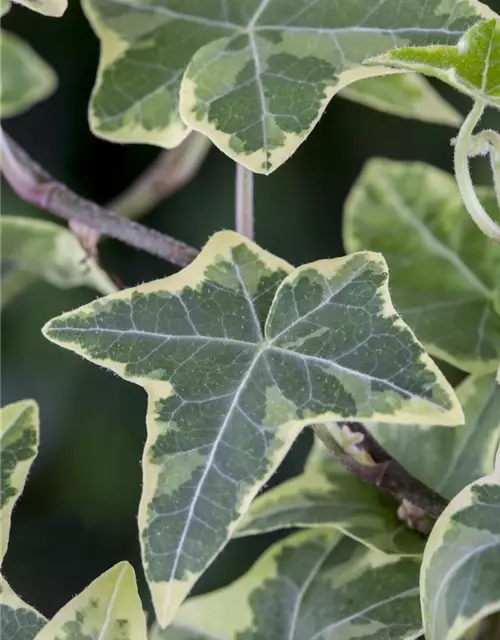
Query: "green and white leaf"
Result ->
[[367, 18, 500, 110], [42, 231, 461, 626], [340, 72, 461, 126], [1, 575, 46, 640], [83, 0, 490, 174], [344, 158, 500, 373], [1, 31, 56, 118], [236, 442, 425, 556], [10, 0, 66, 17], [34, 562, 147, 640], [372, 373, 500, 500], [0, 399, 39, 566], [153, 529, 422, 640], [420, 467, 500, 640], [1, 216, 117, 308]]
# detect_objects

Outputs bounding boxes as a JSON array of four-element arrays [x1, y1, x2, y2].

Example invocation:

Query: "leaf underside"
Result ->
[[83, 0, 489, 172], [42, 231, 461, 626]]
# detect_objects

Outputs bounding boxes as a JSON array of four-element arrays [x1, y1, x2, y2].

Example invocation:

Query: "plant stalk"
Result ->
[[235, 163, 254, 240]]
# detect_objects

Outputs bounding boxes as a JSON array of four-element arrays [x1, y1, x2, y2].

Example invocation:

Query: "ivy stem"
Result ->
[[0, 130, 199, 267], [235, 163, 255, 240], [454, 100, 500, 242]]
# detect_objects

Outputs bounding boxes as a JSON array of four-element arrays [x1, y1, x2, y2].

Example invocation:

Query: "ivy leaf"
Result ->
[[420, 466, 500, 640], [0, 576, 46, 640], [344, 158, 500, 373], [340, 73, 462, 126], [367, 18, 500, 109], [10, 0, 66, 17], [83, 0, 489, 174], [33, 562, 147, 640], [1, 216, 118, 308], [153, 529, 422, 639], [236, 439, 425, 555], [372, 373, 500, 500], [1, 31, 57, 118], [42, 231, 461, 626], [0, 399, 39, 566]]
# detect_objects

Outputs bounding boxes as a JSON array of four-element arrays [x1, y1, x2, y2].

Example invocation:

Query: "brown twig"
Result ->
[[313, 422, 448, 520], [0, 130, 199, 268]]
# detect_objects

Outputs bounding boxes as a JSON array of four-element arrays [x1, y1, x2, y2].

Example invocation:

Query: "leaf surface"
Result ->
[[154, 529, 422, 640], [420, 466, 500, 640], [344, 158, 500, 373], [0, 399, 39, 565], [367, 18, 500, 109], [0, 576, 46, 640], [42, 231, 461, 626], [83, 0, 490, 173], [11, 0, 66, 16], [34, 562, 147, 640], [1, 216, 117, 308], [1, 31, 56, 118]]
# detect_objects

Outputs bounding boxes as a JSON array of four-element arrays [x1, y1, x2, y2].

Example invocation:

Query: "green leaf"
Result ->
[[420, 468, 500, 640], [11, 0, 66, 16], [0, 0, 11, 17], [344, 158, 500, 373], [372, 373, 500, 500], [1, 575, 47, 640], [236, 440, 425, 555], [367, 18, 500, 110], [1, 216, 118, 308], [154, 529, 422, 639], [34, 562, 147, 640], [83, 0, 490, 174], [42, 231, 461, 626], [1, 31, 57, 118], [340, 73, 462, 126], [0, 399, 39, 566]]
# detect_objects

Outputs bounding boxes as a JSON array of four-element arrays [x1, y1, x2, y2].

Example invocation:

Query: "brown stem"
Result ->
[[312, 422, 448, 519], [0, 131, 199, 268]]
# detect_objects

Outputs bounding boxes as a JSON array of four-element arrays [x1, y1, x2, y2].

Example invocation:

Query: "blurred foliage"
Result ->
[[1, 0, 499, 622]]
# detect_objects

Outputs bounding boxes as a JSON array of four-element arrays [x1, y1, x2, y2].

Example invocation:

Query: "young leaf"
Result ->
[[11, 0, 66, 17], [1, 31, 57, 118], [372, 373, 500, 500], [367, 18, 500, 110], [340, 73, 462, 126], [82, 0, 489, 174], [236, 449, 426, 556], [344, 158, 500, 373], [153, 529, 422, 639], [0, 575, 46, 640], [34, 562, 147, 640], [0, 399, 39, 566], [420, 468, 500, 640], [42, 232, 461, 626], [1, 216, 117, 308]]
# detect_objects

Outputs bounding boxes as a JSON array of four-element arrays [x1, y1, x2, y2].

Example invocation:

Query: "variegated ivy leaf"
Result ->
[[340, 73, 462, 126], [83, 0, 492, 174], [0, 399, 39, 566], [344, 158, 500, 373], [1, 216, 117, 308], [236, 443, 426, 556], [153, 529, 422, 640], [1, 32, 57, 118], [1, 575, 46, 640], [42, 231, 461, 626], [367, 18, 500, 110], [11, 0, 67, 17], [0, 0, 11, 17], [420, 467, 500, 640], [34, 562, 147, 640]]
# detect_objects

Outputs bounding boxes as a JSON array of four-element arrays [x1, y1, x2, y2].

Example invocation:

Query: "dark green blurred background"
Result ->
[[2, 1, 500, 623]]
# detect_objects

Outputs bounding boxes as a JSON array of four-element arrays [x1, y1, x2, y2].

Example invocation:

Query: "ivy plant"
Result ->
[[3, 0, 500, 639]]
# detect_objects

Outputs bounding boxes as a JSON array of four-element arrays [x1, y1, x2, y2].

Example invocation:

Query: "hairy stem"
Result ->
[[312, 422, 448, 519], [453, 100, 500, 242], [235, 163, 254, 240], [0, 131, 199, 267], [109, 133, 211, 219]]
